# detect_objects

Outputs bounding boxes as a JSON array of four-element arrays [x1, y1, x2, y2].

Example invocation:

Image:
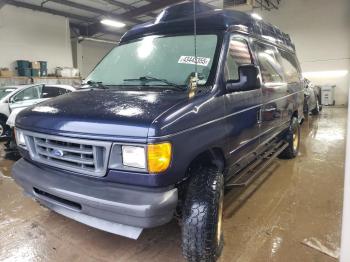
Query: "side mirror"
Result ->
[[226, 65, 261, 92]]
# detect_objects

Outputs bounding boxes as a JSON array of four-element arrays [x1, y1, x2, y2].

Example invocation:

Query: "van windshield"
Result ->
[[0, 88, 16, 100], [85, 34, 218, 89]]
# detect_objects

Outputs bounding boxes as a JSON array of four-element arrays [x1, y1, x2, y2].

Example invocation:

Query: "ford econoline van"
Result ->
[[13, 2, 304, 261]]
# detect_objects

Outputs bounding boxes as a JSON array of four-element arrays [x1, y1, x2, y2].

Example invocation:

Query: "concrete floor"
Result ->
[[0, 107, 345, 262]]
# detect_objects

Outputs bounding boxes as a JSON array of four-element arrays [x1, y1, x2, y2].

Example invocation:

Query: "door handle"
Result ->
[[257, 109, 262, 124]]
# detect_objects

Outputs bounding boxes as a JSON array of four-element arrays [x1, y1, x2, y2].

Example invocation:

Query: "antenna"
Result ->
[[193, 0, 198, 80], [188, 0, 199, 97]]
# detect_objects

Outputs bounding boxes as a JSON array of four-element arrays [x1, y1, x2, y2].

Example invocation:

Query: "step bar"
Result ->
[[225, 140, 289, 188]]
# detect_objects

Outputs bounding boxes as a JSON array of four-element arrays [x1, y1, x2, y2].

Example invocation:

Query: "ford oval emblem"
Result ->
[[51, 149, 64, 157]]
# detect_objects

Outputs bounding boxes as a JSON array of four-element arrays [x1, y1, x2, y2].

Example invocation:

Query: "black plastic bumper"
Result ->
[[12, 159, 178, 231]]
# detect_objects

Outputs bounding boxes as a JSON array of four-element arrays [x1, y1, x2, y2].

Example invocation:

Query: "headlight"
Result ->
[[108, 142, 172, 173], [15, 128, 27, 148], [122, 145, 146, 169]]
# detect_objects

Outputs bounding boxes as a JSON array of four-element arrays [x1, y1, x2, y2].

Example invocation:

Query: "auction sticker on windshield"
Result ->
[[178, 56, 211, 66]]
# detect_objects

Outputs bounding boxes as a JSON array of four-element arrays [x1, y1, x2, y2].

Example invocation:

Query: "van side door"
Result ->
[[252, 41, 287, 143], [224, 36, 262, 167], [277, 48, 303, 123]]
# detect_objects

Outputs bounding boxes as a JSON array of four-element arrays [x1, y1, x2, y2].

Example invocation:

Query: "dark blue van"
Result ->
[[12, 2, 304, 261]]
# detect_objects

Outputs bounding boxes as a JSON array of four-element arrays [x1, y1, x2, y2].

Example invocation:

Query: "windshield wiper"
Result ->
[[84, 80, 109, 89], [123, 76, 185, 91]]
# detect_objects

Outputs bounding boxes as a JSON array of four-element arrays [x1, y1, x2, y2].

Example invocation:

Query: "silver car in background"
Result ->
[[0, 84, 75, 139], [303, 78, 322, 115]]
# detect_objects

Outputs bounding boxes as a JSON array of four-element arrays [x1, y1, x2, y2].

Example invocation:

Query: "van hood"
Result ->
[[16, 89, 186, 139]]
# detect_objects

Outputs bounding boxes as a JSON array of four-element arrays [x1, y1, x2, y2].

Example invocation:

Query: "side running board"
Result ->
[[225, 140, 289, 188]]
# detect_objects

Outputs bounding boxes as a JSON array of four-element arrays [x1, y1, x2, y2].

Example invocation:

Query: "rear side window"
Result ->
[[278, 49, 300, 83], [254, 42, 284, 84], [62, 88, 72, 95], [57, 87, 71, 95], [225, 37, 252, 81], [41, 86, 68, 98]]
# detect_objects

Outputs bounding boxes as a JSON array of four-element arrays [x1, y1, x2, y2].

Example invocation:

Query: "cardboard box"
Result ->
[[55, 67, 79, 78], [0, 69, 13, 77], [31, 61, 41, 69]]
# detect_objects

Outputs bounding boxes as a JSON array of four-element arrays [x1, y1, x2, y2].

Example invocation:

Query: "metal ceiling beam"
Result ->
[[47, 0, 141, 24], [264, 0, 278, 9], [10, 0, 93, 21], [102, 0, 159, 18], [255, 0, 272, 11], [254, 0, 280, 10], [101, 0, 135, 10], [0, 0, 9, 10], [70, 22, 124, 38], [122, 0, 185, 18], [77, 36, 119, 45]]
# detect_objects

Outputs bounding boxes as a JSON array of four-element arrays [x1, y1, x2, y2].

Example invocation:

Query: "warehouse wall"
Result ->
[[0, 5, 73, 75], [76, 40, 115, 79], [254, 0, 350, 105]]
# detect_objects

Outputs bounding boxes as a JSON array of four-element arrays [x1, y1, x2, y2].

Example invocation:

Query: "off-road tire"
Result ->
[[278, 117, 300, 159], [182, 166, 224, 262]]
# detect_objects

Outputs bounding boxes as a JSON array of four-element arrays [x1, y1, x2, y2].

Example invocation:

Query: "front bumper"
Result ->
[[12, 159, 178, 238]]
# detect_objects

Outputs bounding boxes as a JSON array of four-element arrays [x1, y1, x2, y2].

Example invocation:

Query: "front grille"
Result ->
[[22, 130, 112, 177]]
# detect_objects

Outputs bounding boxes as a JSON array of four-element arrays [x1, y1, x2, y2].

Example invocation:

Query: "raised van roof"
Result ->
[[121, 2, 296, 52]]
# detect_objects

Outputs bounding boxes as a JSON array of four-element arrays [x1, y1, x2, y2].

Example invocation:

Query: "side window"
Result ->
[[59, 88, 72, 95], [225, 37, 252, 81], [254, 42, 284, 84], [278, 49, 300, 83], [41, 86, 62, 98], [13, 86, 40, 102]]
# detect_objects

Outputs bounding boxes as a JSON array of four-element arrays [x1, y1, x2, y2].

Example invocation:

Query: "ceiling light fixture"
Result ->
[[251, 13, 263, 20], [100, 19, 126, 28]]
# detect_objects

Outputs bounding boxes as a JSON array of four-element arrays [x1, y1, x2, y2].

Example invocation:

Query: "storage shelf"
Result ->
[[0, 76, 81, 79], [0, 76, 82, 87]]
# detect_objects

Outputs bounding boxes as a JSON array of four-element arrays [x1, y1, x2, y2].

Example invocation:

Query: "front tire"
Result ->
[[278, 117, 300, 159], [182, 166, 224, 262]]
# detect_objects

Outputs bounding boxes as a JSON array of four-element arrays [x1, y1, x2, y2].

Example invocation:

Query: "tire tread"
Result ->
[[182, 166, 224, 262]]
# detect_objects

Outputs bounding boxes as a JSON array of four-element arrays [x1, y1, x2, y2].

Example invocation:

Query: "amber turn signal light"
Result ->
[[147, 142, 172, 173]]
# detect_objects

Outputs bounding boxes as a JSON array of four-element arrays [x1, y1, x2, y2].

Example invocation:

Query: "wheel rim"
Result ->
[[293, 128, 299, 151], [217, 190, 223, 244], [0, 124, 3, 137]]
